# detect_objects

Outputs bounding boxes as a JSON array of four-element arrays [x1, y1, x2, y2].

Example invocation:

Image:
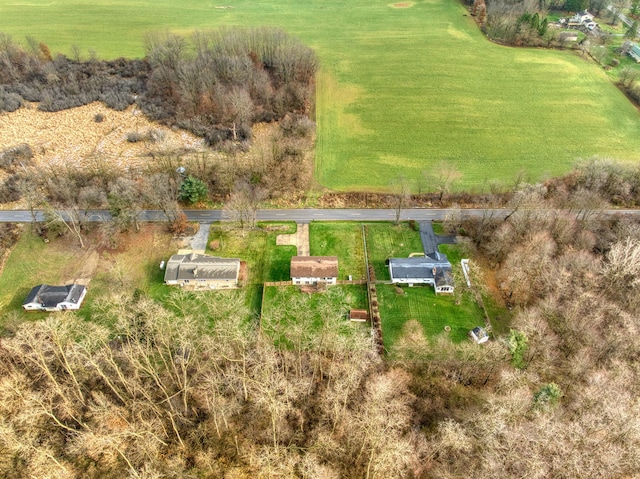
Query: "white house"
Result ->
[[388, 252, 455, 294], [22, 284, 87, 311], [291, 256, 338, 286], [567, 10, 594, 25]]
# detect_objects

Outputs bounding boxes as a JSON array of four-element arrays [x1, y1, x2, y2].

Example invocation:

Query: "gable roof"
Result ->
[[389, 256, 452, 281], [164, 253, 240, 282], [290, 256, 338, 278], [23, 284, 86, 308]]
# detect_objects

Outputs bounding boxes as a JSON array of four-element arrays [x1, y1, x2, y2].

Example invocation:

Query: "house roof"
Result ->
[[389, 256, 452, 281], [164, 253, 240, 282], [23, 284, 86, 308], [290, 256, 338, 278], [350, 309, 369, 320]]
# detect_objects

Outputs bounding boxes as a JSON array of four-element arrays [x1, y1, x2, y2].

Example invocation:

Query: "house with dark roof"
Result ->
[[164, 252, 240, 289], [387, 222, 455, 294], [23, 284, 87, 311], [388, 254, 454, 294], [291, 256, 338, 286]]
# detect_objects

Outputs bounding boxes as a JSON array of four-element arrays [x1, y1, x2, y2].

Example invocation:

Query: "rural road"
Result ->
[[0, 207, 635, 223]]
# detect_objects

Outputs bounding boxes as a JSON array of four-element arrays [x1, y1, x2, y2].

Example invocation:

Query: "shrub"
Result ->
[[507, 329, 528, 369], [94, 113, 105, 122], [0, 144, 33, 171], [126, 131, 143, 143], [0, 174, 23, 203], [178, 176, 208, 204], [0, 88, 23, 112], [146, 128, 166, 143], [533, 383, 562, 408]]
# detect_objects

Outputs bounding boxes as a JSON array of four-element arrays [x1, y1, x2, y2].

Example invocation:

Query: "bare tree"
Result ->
[[424, 161, 463, 204], [390, 175, 411, 225], [223, 180, 266, 236]]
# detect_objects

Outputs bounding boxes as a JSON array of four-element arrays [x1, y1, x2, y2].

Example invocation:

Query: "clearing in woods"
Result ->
[[1, 0, 639, 191]]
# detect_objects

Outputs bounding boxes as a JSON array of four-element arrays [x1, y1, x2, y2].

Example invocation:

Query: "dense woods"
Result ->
[[0, 28, 316, 145], [2, 159, 640, 476], [0, 28, 317, 214]]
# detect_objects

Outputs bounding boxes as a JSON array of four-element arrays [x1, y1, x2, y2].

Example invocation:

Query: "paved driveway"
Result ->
[[190, 223, 211, 252]]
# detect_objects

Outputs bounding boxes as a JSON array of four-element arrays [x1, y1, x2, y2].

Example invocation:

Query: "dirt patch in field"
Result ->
[[389, 2, 415, 7], [0, 102, 206, 172]]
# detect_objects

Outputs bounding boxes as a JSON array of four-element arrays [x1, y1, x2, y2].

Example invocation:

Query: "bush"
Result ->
[[146, 128, 166, 143], [0, 88, 23, 112], [178, 176, 208, 204], [507, 329, 528, 369], [126, 131, 143, 143], [0, 174, 23, 203], [94, 113, 105, 122], [0, 144, 33, 171], [533, 383, 562, 408]]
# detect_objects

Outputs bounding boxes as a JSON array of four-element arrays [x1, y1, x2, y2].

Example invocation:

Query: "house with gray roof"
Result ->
[[23, 284, 87, 311], [387, 222, 455, 294], [164, 252, 240, 289]]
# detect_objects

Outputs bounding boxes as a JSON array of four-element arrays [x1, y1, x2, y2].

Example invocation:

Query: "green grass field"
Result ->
[[204, 222, 297, 313], [309, 222, 366, 280], [2, 0, 639, 191], [261, 284, 369, 347], [378, 284, 485, 347], [364, 222, 425, 280]]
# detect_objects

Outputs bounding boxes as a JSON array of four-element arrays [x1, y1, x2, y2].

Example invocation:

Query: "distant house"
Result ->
[[164, 252, 240, 289], [568, 10, 594, 25], [23, 284, 87, 311], [291, 256, 338, 286], [629, 43, 640, 63], [387, 222, 455, 294]]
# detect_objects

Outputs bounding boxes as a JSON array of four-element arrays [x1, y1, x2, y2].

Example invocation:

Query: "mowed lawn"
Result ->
[[2, 0, 640, 190], [309, 222, 366, 280]]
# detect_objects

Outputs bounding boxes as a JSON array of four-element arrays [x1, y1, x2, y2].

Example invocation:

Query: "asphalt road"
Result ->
[[0, 207, 636, 224]]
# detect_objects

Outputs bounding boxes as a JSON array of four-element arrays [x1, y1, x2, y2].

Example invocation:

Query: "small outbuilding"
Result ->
[[164, 252, 241, 289], [23, 284, 87, 312], [469, 326, 489, 344], [349, 309, 370, 322], [291, 256, 338, 286]]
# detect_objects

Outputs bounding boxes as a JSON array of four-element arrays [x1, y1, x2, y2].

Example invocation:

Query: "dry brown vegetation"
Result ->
[[1, 176, 640, 477], [0, 103, 205, 173]]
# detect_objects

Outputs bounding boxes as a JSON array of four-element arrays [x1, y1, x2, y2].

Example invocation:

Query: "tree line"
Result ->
[[0, 27, 317, 145], [1, 157, 640, 476]]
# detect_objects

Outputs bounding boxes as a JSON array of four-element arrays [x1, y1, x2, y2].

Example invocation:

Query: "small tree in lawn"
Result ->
[[178, 176, 208, 205], [626, 20, 639, 39]]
